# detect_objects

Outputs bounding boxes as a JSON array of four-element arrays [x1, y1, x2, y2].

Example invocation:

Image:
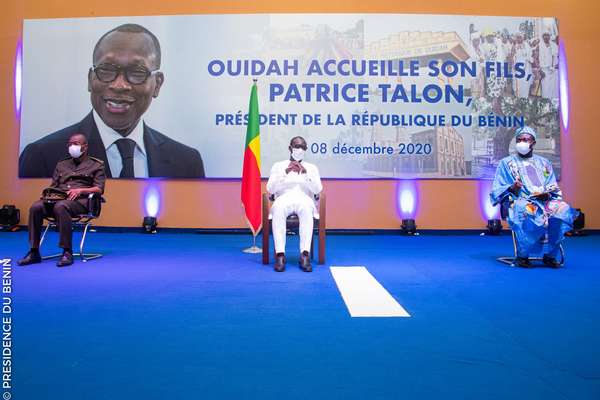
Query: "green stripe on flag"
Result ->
[[245, 84, 259, 147]]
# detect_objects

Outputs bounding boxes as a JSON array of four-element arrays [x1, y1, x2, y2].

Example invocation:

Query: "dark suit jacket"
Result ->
[[19, 112, 205, 178]]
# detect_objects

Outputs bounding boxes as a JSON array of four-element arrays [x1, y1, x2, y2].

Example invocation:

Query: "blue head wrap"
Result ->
[[515, 126, 537, 140]]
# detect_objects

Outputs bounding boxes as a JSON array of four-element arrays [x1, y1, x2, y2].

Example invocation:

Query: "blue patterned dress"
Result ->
[[490, 154, 578, 258]]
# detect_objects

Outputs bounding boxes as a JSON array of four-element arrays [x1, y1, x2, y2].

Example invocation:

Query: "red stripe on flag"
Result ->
[[241, 147, 262, 235]]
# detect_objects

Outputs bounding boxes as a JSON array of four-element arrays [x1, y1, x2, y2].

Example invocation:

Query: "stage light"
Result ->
[[486, 219, 503, 235], [559, 40, 569, 132], [401, 218, 417, 235], [566, 208, 585, 236], [400, 188, 415, 215], [142, 185, 160, 233], [14, 40, 22, 117], [397, 181, 418, 235], [0, 205, 20, 231], [143, 216, 158, 234], [397, 180, 417, 216], [479, 180, 499, 220], [144, 185, 160, 218]]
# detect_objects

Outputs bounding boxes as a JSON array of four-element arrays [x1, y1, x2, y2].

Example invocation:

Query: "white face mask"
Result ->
[[515, 141, 531, 155], [291, 148, 305, 161], [69, 145, 83, 159]]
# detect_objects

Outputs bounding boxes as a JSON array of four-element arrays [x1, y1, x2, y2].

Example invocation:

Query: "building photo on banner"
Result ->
[[18, 13, 560, 180]]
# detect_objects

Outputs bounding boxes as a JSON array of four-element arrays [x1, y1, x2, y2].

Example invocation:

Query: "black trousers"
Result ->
[[28, 199, 88, 250]]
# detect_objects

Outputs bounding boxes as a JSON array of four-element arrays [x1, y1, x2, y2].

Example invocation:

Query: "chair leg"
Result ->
[[318, 221, 326, 265], [40, 223, 52, 246], [497, 230, 517, 266], [262, 220, 270, 265], [78, 222, 102, 262], [262, 194, 270, 265], [42, 222, 102, 262], [318, 195, 326, 265], [41, 223, 64, 260], [80, 222, 89, 261], [497, 230, 566, 267]]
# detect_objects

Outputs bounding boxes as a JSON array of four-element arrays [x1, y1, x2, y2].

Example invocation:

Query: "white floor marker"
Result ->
[[330, 266, 410, 317]]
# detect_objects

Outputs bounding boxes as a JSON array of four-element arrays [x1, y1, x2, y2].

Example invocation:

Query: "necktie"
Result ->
[[115, 138, 136, 178]]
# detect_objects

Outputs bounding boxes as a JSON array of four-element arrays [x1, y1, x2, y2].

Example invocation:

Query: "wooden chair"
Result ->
[[262, 192, 326, 265]]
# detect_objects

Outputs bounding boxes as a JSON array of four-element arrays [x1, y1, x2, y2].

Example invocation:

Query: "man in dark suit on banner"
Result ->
[[19, 23, 205, 179]]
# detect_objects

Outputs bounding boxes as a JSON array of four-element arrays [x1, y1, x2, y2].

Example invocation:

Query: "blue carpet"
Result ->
[[2, 230, 599, 399]]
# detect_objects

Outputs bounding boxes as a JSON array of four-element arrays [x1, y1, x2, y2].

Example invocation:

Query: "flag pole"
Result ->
[[242, 78, 262, 254]]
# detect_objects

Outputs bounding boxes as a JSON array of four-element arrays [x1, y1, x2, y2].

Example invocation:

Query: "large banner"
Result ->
[[19, 14, 560, 179]]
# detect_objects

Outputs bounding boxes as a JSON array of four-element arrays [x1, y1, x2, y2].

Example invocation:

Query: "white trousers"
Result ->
[[271, 193, 314, 254]]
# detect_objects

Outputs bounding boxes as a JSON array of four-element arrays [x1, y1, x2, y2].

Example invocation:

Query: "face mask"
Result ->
[[291, 148, 305, 161], [69, 145, 82, 158], [515, 142, 531, 155]]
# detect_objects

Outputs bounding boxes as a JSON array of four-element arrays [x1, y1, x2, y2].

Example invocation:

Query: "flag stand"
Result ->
[[243, 234, 262, 253]]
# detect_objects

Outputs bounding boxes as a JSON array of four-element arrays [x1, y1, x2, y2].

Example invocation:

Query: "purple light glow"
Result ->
[[397, 180, 417, 218], [559, 40, 569, 132], [14, 40, 22, 117], [479, 180, 499, 220], [144, 185, 161, 217]]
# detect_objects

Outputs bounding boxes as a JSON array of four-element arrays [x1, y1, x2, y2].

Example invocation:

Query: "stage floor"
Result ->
[[3, 231, 600, 399]]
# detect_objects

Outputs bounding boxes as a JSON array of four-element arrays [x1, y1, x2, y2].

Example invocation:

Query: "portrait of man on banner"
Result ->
[[19, 23, 205, 179]]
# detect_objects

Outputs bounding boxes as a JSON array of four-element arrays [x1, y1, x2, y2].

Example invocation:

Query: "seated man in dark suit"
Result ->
[[18, 133, 106, 267], [19, 23, 205, 179]]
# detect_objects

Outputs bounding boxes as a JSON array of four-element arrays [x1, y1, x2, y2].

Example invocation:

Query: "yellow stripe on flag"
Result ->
[[248, 135, 261, 168]]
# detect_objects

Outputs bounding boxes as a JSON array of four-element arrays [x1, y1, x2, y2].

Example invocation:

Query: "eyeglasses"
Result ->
[[92, 63, 159, 85]]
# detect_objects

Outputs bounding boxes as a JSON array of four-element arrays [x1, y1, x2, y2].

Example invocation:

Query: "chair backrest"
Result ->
[[268, 193, 321, 202], [86, 194, 104, 218]]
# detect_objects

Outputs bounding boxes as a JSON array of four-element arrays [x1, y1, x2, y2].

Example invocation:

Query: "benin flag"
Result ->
[[241, 83, 262, 236]]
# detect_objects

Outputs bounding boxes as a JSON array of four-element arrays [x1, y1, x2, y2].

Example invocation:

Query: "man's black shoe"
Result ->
[[515, 256, 531, 268], [299, 251, 312, 272], [543, 254, 562, 268], [57, 250, 74, 267], [274, 253, 286, 272], [17, 250, 41, 266]]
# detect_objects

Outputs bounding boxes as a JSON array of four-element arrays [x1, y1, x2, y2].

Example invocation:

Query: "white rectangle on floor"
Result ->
[[330, 266, 410, 317]]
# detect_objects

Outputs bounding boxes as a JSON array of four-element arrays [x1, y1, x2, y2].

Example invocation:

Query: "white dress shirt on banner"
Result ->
[[93, 110, 149, 178]]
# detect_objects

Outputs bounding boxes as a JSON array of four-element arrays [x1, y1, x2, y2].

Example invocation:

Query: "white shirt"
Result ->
[[93, 110, 149, 178], [514, 42, 533, 70], [267, 159, 322, 197], [539, 41, 558, 70]]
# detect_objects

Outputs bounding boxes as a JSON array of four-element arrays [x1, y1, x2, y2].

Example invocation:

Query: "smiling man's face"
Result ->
[[88, 30, 164, 135]]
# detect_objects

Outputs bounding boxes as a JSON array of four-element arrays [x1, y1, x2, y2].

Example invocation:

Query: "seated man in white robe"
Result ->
[[266, 136, 322, 272]]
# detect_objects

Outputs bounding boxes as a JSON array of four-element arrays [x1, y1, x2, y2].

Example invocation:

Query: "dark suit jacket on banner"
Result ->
[[19, 112, 205, 178]]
